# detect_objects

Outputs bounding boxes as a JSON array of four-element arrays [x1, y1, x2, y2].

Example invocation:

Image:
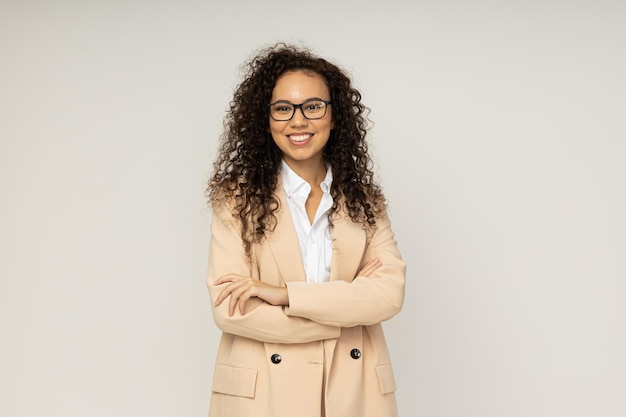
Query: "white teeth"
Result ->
[[289, 134, 311, 142]]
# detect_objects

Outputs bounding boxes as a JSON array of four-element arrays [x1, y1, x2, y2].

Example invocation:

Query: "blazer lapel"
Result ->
[[265, 185, 307, 283], [329, 210, 366, 282], [266, 187, 367, 284]]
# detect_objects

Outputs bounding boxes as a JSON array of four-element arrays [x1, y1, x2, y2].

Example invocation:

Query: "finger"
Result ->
[[370, 257, 382, 271], [214, 274, 239, 286], [369, 259, 383, 274], [365, 257, 380, 267], [238, 291, 252, 315], [214, 278, 231, 286], [229, 293, 238, 316], [215, 287, 231, 306], [228, 282, 251, 316], [215, 278, 247, 306], [215, 286, 229, 306], [215, 282, 235, 305], [360, 261, 377, 275], [359, 257, 382, 276], [360, 266, 375, 277]]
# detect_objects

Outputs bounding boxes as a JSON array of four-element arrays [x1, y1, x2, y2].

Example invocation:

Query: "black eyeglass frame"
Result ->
[[268, 99, 332, 121]]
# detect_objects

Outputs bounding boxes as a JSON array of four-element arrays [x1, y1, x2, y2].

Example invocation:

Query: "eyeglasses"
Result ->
[[268, 99, 332, 121]]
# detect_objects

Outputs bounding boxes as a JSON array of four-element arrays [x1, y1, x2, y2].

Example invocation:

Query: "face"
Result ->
[[269, 70, 333, 169]]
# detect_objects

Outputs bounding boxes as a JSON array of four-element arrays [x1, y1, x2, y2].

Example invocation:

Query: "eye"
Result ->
[[304, 101, 324, 111], [272, 103, 293, 113]]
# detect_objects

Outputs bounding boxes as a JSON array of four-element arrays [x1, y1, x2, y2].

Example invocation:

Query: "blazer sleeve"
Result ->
[[206, 202, 341, 344], [283, 215, 406, 327]]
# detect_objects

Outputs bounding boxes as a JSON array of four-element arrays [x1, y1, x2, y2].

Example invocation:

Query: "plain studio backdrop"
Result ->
[[1, 1, 625, 416]]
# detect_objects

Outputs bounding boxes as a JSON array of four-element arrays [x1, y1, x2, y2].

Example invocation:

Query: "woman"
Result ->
[[206, 44, 405, 417]]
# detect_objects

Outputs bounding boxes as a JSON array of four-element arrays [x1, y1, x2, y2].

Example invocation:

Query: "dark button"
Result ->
[[270, 353, 282, 364], [350, 348, 361, 360]]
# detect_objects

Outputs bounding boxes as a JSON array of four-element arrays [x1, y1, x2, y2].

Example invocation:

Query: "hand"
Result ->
[[214, 274, 289, 316], [357, 257, 382, 278]]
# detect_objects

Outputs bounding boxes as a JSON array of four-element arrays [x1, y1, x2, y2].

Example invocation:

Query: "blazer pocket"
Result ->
[[212, 364, 258, 398], [375, 363, 397, 395]]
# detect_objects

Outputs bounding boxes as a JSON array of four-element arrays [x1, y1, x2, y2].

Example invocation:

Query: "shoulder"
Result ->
[[211, 188, 284, 228], [334, 196, 390, 227], [210, 196, 239, 229]]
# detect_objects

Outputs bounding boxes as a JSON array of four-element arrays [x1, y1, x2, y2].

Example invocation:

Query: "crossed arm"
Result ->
[[214, 257, 382, 316], [207, 202, 404, 342]]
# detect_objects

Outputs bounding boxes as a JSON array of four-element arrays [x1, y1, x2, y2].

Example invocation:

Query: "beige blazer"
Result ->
[[206, 186, 406, 417]]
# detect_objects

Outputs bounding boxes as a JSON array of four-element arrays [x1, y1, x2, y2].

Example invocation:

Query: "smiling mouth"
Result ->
[[288, 134, 312, 142]]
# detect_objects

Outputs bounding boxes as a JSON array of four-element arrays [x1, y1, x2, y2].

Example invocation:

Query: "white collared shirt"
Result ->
[[281, 160, 334, 283]]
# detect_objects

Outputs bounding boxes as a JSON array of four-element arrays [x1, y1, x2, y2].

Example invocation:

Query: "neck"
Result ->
[[283, 157, 327, 187]]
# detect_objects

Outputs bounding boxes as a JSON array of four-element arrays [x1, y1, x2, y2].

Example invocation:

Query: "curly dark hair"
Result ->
[[207, 43, 386, 256]]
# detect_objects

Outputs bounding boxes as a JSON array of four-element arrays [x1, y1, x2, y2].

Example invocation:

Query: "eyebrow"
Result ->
[[270, 97, 328, 104]]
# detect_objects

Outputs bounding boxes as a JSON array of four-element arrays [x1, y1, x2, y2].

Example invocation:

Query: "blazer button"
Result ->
[[270, 353, 282, 364], [350, 348, 361, 360]]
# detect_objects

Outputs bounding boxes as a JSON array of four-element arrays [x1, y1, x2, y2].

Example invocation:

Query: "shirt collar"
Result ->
[[320, 165, 333, 193], [281, 160, 333, 201]]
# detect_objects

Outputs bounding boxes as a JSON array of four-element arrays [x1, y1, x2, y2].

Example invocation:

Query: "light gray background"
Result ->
[[1, 1, 625, 416]]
